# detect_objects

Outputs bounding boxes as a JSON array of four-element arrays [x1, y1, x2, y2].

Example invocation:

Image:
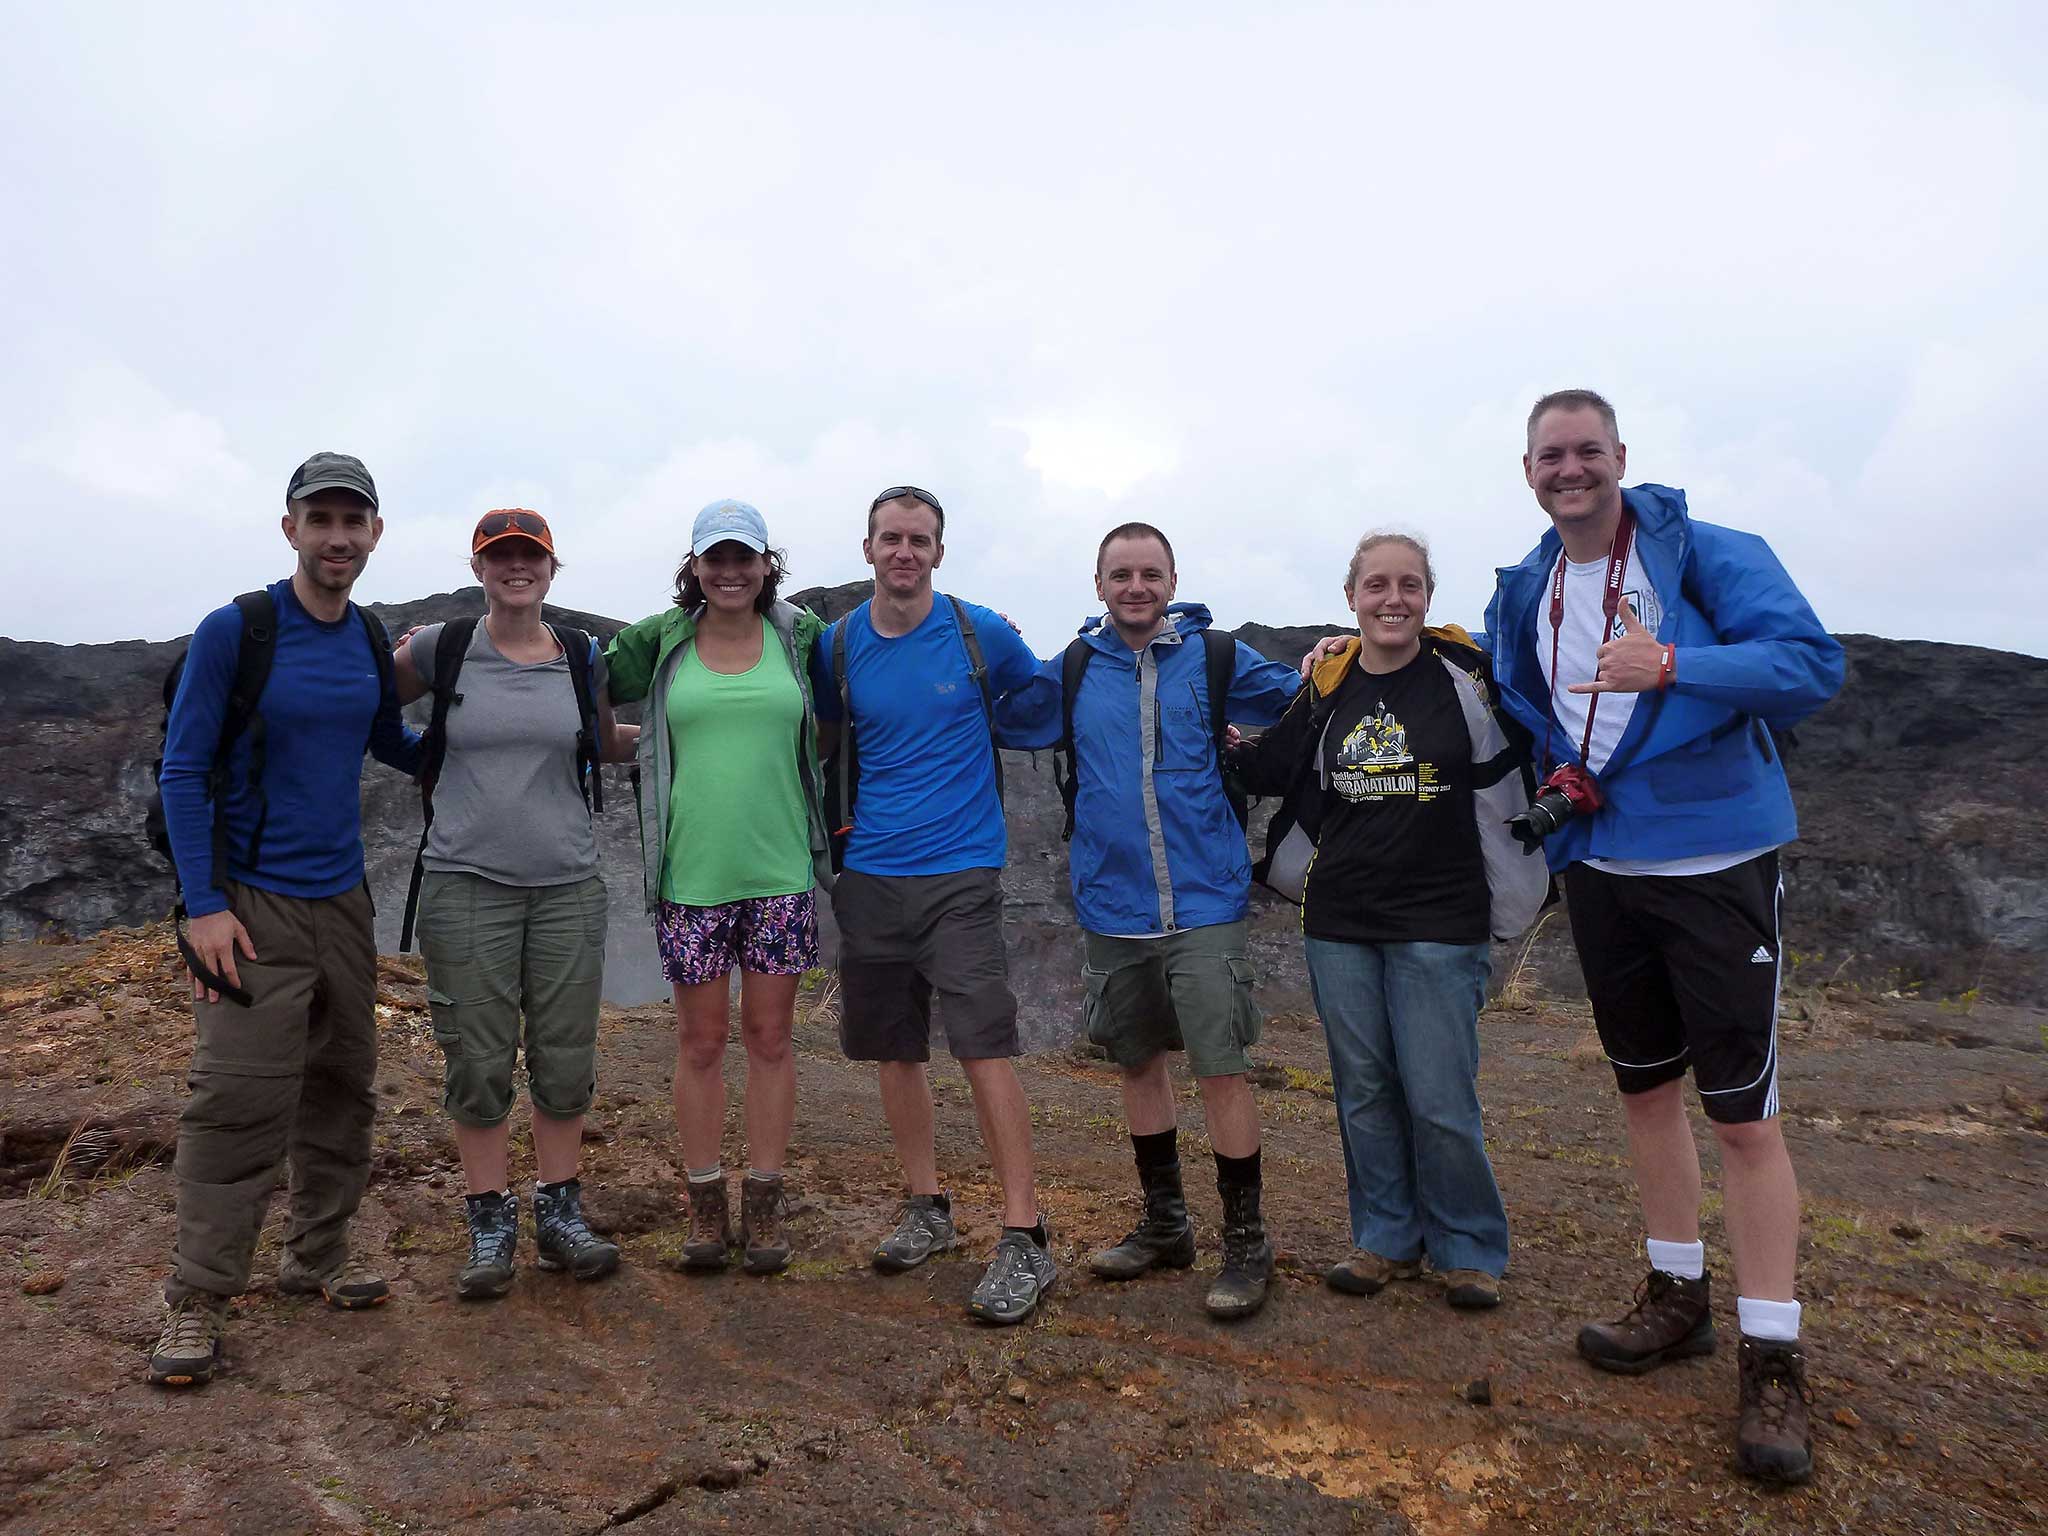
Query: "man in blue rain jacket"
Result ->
[[1483, 390, 1842, 1486]]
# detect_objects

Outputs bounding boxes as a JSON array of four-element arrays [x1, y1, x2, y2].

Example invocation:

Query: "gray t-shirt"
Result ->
[[409, 621, 607, 886]]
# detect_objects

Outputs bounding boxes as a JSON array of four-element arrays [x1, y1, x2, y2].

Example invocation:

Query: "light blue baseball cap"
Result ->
[[690, 498, 769, 556]]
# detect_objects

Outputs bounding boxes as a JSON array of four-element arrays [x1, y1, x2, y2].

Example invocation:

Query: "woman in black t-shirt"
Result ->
[[1233, 532, 1514, 1310]]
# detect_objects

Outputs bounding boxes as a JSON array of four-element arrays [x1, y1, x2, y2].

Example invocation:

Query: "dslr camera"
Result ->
[[1508, 763, 1602, 851]]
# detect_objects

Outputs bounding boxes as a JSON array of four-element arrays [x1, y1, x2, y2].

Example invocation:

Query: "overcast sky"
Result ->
[[5, 3, 2044, 658]]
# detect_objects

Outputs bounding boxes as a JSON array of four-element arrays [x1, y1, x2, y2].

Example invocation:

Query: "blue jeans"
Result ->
[[1303, 937, 1508, 1277]]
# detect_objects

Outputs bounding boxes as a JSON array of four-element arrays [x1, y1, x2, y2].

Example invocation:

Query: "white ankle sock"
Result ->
[[687, 1165, 724, 1184], [1737, 1296, 1801, 1342], [748, 1168, 782, 1183], [1646, 1238, 1705, 1280]]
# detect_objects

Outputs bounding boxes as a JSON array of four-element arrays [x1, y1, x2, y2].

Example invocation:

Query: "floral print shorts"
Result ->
[[656, 890, 819, 987]]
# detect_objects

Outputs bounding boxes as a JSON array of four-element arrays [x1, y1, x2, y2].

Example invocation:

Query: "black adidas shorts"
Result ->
[[1562, 852, 1783, 1124]]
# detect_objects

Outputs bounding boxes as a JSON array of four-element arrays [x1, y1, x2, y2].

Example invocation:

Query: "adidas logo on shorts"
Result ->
[[1750, 945, 1774, 964]]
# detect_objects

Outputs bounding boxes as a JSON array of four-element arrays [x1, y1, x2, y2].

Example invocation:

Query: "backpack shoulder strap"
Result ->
[[1200, 628, 1233, 748], [831, 616, 854, 832], [222, 590, 278, 748], [219, 589, 279, 873], [401, 616, 478, 951], [548, 624, 604, 815], [1055, 639, 1094, 841], [946, 596, 1004, 801], [355, 605, 394, 687]]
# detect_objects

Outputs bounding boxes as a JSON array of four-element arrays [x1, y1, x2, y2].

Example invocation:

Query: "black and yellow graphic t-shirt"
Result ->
[[1304, 650, 1488, 945]]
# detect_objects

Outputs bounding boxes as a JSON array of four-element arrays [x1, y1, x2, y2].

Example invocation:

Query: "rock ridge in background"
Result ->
[[3, 583, 2046, 1036]]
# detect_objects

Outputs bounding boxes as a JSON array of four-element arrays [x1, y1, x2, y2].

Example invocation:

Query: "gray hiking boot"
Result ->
[[277, 1253, 390, 1310], [873, 1193, 957, 1273], [1205, 1178, 1273, 1321], [458, 1190, 520, 1299], [535, 1178, 620, 1282], [148, 1294, 228, 1388], [676, 1177, 734, 1272], [739, 1174, 793, 1276], [1089, 1158, 1196, 1280], [968, 1227, 1058, 1325]]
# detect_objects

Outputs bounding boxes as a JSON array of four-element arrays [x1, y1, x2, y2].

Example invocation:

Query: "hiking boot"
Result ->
[[535, 1179, 620, 1282], [1089, 1158, 1196, 1281], [1443, 1269, 1503, 1310], [873, 1193, 957, 1273], [968, 1227, 1058, 1325], [739, 1174, 793, 1276], [277, 1254, 390, 1310], [677, 1177, 734, 1272], [1205, 1178, 1273, 1321], [1736, 1337, 1815, 1485], [1325, 1249, 1422, 1297], [458, 1190, 520, 1300], [148, 1295, 227, 1388], [1577, 1269, 1716, 1374]]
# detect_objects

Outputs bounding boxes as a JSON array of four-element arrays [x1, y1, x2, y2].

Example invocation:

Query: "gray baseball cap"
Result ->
[[690, 498, 769, 555], [287, 451, 379, 510]]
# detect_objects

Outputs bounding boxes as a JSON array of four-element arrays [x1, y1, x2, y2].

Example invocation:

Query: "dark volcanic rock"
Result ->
[[4, 592, 2045, 1018]]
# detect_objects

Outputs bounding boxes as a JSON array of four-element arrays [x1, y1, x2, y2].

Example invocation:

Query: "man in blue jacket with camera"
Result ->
[[1002, 522, 1301, 1319], [1484, 390, 1844, 1484]]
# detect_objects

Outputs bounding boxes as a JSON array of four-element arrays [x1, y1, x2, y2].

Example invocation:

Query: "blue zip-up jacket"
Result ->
[[162, 579, 423, 916], [1482, 484, 1844, 872], [998, 603, 1302, 934]]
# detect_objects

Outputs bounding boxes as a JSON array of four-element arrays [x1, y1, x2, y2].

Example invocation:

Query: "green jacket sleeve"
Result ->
[[604, 611, 668, 705]]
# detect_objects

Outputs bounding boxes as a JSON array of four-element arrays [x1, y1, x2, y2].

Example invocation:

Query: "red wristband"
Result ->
[[1657, 643, 1676, 690]]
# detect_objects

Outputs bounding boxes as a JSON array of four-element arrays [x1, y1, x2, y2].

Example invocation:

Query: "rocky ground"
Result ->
[[2, 925, 2044, 1535]]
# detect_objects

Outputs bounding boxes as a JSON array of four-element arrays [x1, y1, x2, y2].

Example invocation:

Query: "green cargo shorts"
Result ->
[[416, 871, 608, 1126], [1080, 920, 1262, 1079]]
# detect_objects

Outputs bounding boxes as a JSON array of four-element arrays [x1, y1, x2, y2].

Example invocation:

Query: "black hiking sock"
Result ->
[[1004, 1218, 1049, 1248], [1213, 1148, 1261, 1193], [1131, 1127, 1179, 1175]]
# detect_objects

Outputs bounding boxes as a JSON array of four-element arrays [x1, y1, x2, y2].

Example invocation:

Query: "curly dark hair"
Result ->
[[673, 545, 790, 614]]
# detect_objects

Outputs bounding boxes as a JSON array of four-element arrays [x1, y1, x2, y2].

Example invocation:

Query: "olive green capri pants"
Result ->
[[416, 871, 608, 1126]]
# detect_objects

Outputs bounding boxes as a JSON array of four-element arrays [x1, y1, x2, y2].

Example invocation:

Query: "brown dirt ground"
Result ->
[[2, 926, 2044, 1536]]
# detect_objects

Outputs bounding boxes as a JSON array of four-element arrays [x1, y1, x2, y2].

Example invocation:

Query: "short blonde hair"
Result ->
[[1345, 530, 1436, 598]]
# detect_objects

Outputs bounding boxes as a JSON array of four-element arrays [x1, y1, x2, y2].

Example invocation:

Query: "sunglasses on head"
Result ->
[[475, 510, 550, 541], [868, 485, 943, 516]]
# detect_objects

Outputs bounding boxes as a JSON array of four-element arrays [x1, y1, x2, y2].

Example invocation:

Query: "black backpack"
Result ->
[[821, 596, 1000, 874], [398, 617, 604, 950], [145, 590, 394, 1004], [1053, 627, 1246, 842]]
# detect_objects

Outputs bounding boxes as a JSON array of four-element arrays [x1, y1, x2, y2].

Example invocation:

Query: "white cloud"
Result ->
[[1, 2, 2044, 659]]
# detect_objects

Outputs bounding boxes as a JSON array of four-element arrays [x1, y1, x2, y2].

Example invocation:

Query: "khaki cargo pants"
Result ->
[[165, 880, 378, 1304]]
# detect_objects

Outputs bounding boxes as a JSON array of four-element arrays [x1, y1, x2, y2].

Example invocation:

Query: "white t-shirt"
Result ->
[[1537, 551, 1771, 879]]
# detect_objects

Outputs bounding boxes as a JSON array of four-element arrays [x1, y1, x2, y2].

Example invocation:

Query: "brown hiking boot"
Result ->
[[677, 1177, 734, 1272], [1442, 1269, 1503, 1310], [1736, 1337, 1815, 1485], [739, 1174, 792, 1275], [1325, 1249, 1422, 1297], [1577, 1269, 1716, 1374]]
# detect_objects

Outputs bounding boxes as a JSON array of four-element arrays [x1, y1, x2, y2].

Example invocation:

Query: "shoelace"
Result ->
[[1616, 1270, 1677, 1325], [163, 1307, 219, 1349], [1747, 1349, 1813, 1427]]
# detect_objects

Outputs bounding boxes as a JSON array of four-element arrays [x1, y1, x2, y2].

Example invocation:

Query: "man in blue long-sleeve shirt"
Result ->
[[149, 451, 422, 1389]]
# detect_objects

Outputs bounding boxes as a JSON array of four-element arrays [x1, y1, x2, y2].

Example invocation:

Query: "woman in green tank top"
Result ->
[[602, 500, 832, 1278]]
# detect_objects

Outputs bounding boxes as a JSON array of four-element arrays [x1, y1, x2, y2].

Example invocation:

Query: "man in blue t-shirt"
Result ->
[[810, 485, 1055, 1325], [147, 452, 422, 1389]]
